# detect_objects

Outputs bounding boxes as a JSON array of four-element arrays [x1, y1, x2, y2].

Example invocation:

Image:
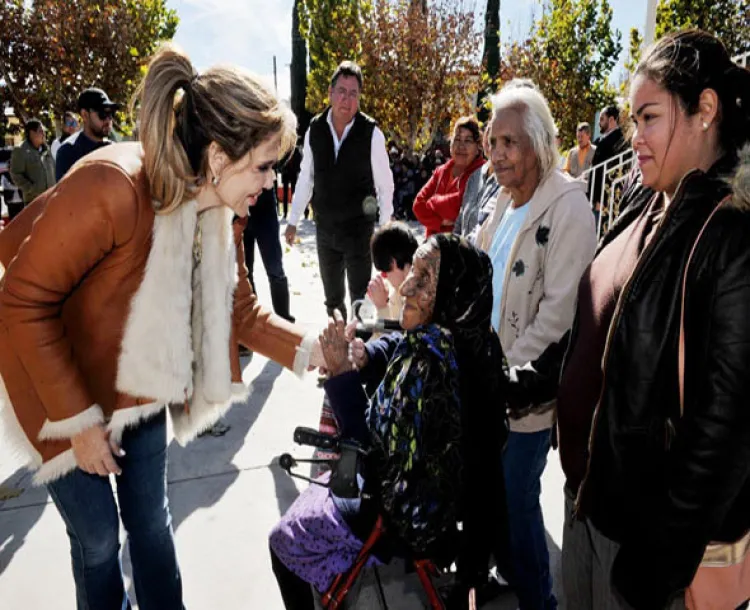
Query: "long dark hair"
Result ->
[[635, 29, 750, 158]]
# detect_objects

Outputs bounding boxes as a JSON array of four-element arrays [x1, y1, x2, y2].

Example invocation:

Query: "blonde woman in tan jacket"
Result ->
[[0, 45, 324, 609], [476, 80, 596, 610]]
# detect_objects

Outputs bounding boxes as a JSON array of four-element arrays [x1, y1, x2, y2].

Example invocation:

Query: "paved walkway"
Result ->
[[0, 217, 565, 609]]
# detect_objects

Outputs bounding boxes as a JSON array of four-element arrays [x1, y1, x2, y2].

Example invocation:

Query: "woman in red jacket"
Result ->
[[413, 116, 485, 236]]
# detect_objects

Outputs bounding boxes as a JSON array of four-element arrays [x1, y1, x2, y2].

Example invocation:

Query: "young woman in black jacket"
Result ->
[[511, 29, 750, 610]]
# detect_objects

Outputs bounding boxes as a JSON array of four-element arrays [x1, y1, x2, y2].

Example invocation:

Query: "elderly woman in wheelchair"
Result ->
[[270, 234, 509, 609]]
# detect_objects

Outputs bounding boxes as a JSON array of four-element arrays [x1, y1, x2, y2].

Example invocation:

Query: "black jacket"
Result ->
[[587, 127, 629, 202], [514, 150, 750, 609], [55, 132, 111, 181]]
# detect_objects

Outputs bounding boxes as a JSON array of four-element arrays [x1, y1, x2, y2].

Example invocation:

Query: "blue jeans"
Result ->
[[47, 410, 184, 610], [503, 429, 557, 610]]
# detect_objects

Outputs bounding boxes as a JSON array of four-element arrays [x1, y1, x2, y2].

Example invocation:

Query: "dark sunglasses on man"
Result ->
[[77, 88, 120, 122], [93, 109, 114, 121]]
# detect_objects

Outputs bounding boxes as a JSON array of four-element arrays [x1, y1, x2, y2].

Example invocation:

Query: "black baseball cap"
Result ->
[[77, 88, 121, 112]]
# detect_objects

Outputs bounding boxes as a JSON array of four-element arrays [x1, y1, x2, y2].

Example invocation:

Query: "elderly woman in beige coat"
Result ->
[[476, 79, 596, 610]]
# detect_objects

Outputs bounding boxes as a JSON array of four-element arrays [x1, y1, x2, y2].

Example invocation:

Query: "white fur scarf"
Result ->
[[117, 202, 247, 445]]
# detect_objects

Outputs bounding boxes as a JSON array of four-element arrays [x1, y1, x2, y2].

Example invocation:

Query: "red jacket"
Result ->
[[412, 156, 485, 236]]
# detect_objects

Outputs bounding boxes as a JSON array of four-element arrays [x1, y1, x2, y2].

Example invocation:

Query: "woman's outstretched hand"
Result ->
[[320, 311, 351, 377]]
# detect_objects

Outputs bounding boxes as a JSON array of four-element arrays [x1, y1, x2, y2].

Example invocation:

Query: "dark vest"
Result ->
[[309, 109, 377, 231]]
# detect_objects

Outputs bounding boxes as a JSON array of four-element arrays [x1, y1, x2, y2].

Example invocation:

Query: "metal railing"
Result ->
[[579, 149, 636, 239]]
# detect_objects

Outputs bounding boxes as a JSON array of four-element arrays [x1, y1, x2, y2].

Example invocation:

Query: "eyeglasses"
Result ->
[[333, 88, 359, 101]]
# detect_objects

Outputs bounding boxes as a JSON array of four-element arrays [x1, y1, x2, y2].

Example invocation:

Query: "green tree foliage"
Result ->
[[619, 27, 644, 101], [500, 0, 622, 147], [625, 27, 644, 74], [298, 0, 482, 154], [297, 0, 368, 112], [655, 0, 750, 56], [0, 0, 178, 133]]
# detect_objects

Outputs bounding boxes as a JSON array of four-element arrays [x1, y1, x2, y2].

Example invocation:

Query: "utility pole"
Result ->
[[273, 55, 278, 94], [644, 0, 658, 45]]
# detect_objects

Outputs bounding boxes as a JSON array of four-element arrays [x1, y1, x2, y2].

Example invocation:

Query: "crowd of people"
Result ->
[[0, 26, 748, 610]]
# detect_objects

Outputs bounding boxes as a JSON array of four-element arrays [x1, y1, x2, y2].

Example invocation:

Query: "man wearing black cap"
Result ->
[[55, 88, 120, 181]]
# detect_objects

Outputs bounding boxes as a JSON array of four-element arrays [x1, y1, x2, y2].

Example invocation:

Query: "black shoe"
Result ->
[[198, 420, 231, 437]]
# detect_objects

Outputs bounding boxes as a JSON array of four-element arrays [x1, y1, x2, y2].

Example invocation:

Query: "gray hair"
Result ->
[[490, 79, 559, 180]]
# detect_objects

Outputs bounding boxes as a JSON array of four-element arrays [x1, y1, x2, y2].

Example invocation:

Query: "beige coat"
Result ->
[[477, 169, 597, 432]]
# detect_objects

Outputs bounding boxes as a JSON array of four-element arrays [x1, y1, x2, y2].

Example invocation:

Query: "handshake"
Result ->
[[310, 311, 372, 378]]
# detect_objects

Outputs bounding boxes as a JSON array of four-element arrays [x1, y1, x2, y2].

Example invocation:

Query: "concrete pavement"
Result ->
[[0, 216, 566, 609]]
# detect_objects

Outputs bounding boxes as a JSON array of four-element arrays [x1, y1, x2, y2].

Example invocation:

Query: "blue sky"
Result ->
[[167, 0, 650, 101]]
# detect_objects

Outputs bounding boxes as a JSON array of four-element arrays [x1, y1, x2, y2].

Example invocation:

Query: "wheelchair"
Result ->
[[278, 426, 449, 610]]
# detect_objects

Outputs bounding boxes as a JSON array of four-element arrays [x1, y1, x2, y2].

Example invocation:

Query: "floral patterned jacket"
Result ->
[[476, 169, 596, 432], [366, 325, 462, 557]]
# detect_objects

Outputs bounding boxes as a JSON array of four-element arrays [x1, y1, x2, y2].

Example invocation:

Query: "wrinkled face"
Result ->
[[399, 243, 440, 330], [576, 128, 591, 148], [329, 75, 360, 126], [450, 127, 480, 171], [29, 127, 46, 148], [82, 108, 114, 140], [382, 261, 410, 293], [214, 134, 280, 218], [629, 74, 706, 196], [489, 107, 539, 192]]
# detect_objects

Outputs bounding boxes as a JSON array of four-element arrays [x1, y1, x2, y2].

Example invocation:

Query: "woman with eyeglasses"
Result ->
[[413, 116, 486, 237], [0, 44, 325, 609]]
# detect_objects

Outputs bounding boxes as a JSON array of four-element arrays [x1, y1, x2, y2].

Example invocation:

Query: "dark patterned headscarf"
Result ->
[[431, 233, 509, 587]]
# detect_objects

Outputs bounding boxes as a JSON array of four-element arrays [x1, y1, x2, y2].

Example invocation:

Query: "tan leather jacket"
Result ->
[[0, 143, 309, 484]]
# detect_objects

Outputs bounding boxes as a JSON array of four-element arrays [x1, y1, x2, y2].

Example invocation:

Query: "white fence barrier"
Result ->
[[579, 149, 636, 239]]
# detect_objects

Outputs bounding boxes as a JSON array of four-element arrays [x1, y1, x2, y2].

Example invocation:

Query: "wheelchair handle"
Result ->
[[277, 453, 334, 488], [294, 427, 340, 451]]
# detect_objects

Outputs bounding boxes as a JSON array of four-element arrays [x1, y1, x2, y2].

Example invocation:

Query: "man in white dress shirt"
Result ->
[[285, 61, 394, 319]]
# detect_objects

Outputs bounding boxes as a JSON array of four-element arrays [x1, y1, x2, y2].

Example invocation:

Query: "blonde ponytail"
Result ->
[[133, 43, 297, 215], [133, 44, 196, 214]]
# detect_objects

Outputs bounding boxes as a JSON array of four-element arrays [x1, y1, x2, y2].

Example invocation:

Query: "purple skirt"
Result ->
[[269, 474, 380, 593]]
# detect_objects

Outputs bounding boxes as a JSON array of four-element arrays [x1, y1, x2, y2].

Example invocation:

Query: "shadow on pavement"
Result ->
[[0, 467, 47, 576], [122, 357, 284, 605], [270, 455, 301, 517], [166, 357, 284, 531]]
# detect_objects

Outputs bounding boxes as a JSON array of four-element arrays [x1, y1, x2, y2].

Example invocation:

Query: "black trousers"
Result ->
[[316, 223, 374, 319], [270, 545, 315, 610], [244, 190, 294, 322], [7, 201, 24, 222]]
